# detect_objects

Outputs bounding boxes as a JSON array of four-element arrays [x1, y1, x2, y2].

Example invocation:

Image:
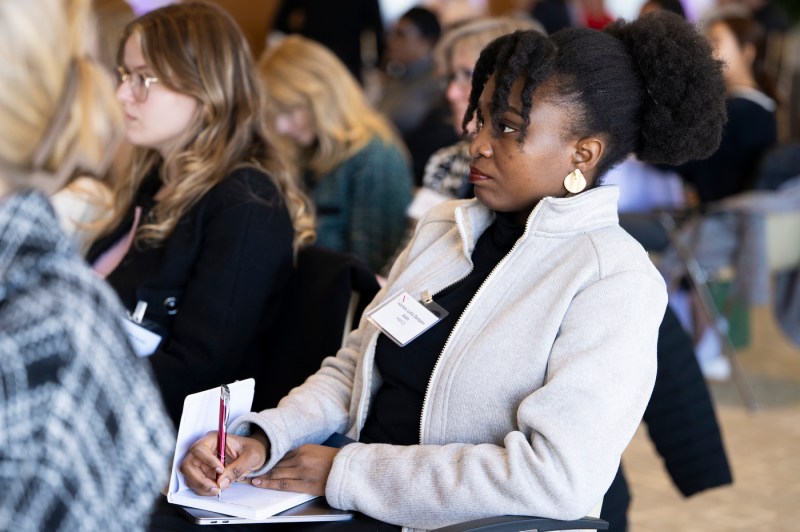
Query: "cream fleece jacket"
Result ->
[[230, 186, 666, 530]]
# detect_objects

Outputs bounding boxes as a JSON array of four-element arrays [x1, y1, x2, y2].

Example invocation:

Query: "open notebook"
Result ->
[[166, 379, 316, 519]]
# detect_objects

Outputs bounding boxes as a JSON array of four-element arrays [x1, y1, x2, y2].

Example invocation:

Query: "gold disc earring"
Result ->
[[563, 169, 587, 194]]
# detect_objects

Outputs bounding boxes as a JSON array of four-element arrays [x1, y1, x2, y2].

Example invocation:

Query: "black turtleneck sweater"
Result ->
[[360, 212, 524, 444]]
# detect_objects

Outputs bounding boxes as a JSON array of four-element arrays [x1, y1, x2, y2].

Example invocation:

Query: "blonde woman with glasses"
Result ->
[[86, 2, 316, 425], [0, 0, 173, 529]]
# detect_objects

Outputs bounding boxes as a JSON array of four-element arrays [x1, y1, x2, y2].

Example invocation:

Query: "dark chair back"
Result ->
[[253, 246, 380, 411]]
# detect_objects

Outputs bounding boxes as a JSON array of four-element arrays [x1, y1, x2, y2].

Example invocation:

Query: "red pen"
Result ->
[[217, 384, 230, 500]]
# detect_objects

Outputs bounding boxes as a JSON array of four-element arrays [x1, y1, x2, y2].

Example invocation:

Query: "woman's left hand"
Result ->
[[249, 444, 340, 496]]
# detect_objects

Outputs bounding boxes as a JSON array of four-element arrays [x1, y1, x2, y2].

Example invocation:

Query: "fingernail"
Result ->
[[215, 467, 224, 474], [252, 479, 261, 486], [210, 487, 219, 495], [220, 478, 230, 489]]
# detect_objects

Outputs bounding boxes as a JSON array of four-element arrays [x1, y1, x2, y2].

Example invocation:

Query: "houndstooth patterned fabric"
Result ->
[[421, 140, 472, 198], [0, 190, 175, 532]]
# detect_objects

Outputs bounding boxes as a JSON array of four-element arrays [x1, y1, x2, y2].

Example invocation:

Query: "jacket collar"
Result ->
[[0, 189, 68, 290], [453, 185, 621, 256]]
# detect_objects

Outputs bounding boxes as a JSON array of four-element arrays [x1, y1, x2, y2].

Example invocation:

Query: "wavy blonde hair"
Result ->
[[258, 35, 403, 178], [103, 2, 315, 249], [0, 0, 122, 191]]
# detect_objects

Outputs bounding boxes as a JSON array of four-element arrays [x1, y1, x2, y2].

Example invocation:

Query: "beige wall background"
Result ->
[[208, 0, 282, 59]]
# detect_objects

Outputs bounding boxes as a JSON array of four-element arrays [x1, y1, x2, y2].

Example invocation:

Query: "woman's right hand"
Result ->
[[180, 430, 271, 496]]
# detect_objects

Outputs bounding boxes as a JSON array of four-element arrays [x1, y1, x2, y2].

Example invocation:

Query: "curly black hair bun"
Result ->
[[605, 12, 727, 166], [464, 12, 727, 182]]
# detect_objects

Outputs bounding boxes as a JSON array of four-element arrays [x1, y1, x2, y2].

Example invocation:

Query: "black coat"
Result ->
[[678, 95, 777, 203], [600, 305, 733, 531], [87, 167, 295, 425]]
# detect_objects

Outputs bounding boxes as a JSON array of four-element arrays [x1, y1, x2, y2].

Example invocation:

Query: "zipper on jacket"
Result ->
[[418, 201, 543, 445], [354, 208, 475, 440]]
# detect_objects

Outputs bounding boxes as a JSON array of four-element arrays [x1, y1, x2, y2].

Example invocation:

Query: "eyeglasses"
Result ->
[[440, 67, 474, 91], [116, 66, 160, 102]]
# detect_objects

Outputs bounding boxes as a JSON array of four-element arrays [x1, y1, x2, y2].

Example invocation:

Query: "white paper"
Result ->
[[170, 483, 315, 520], [165, 379, 315, 519]]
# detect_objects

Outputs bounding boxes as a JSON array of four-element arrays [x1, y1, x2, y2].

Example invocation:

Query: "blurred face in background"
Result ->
[[706, 20, 754, 88], [274, 105, 316, 147], [445, 39, 481, 134], [387, 17, 432, 66]]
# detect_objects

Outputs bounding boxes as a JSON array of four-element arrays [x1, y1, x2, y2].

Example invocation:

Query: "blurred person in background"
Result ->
[[0, 0, 173, 529], [271, 0, 385, 84], [260, 35, 413, 274], [678, 7, 778, 204], [377, 6, 443, 136], [50, 0, 136, 254], [666, 7, 779, 381]]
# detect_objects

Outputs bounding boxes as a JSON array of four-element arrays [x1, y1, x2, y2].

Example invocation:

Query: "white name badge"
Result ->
[[367, 290, 447, 346], [121, 318, 162, 357]]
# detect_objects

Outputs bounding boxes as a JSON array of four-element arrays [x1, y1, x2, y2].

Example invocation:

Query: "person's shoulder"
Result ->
[[588, 224, 665, 283], [727, 89, 776, 117], [206, 166, 282, 205], [726, 93, 778, 144], [4, 245, 125, 348], [351, 136, 411, 176], [217, 165, 277, 191], [418, 197, 476, 227], [359, 136, 406, 160]]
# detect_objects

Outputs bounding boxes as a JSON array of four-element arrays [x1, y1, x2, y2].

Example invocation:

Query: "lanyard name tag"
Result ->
[[367, 290, 448, 346], [121, 301, 162, 357], [121, 318, 162, 357]]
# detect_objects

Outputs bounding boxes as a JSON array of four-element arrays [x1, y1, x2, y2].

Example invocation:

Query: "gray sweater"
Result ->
[[231, 186, 666, 530], [0, 191, 174, 531]]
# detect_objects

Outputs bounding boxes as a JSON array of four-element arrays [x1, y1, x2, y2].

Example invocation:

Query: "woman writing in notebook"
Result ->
[[182, 12, 727, 528], [86, 2, 315, 425]]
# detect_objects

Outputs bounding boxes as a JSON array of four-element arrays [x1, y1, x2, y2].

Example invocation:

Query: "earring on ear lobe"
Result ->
[[563, 168, 587, 194]]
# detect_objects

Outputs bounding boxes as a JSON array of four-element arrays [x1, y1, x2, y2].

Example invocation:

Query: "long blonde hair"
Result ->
[[0, 0, 121, 191], [258, 35, 402, 177], [104, 2, 314, 249]]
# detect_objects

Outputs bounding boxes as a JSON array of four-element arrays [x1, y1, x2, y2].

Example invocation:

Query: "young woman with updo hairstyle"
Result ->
[[86, 2, 316, 425], [181, 12, 726, 529], [421, 16, 546, 200]]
